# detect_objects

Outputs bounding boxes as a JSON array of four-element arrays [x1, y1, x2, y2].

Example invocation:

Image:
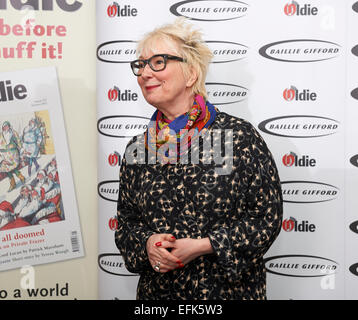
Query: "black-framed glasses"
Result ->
[[130, 54, 185, 76]]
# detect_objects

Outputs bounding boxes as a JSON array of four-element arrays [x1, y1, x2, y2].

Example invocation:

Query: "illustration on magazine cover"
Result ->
[[0, 110, 64, 230]]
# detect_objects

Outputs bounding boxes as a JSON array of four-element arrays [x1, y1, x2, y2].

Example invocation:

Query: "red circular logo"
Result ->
[[108, 217, 119, 231], [107, 5, 117, 17], [284, 3, 297, 16], [282, 218, 295, 231], [108, 153, 119, 166], [283, 88, 296, 101], [108, 88, 118, 101], [282, 153, 295, 167]]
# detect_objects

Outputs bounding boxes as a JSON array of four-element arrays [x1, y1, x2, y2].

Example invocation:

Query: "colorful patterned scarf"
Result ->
[[145, 94, 217, 162]]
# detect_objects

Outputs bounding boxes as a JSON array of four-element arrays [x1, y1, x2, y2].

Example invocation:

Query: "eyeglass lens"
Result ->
[[132, 55, 166, 75]]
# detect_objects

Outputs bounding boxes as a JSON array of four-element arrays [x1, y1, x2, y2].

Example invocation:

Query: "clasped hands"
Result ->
[[146, 234, 213, 273]]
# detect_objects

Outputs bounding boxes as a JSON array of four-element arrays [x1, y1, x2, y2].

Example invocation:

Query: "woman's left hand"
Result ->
[[170, 237, 213, 267]]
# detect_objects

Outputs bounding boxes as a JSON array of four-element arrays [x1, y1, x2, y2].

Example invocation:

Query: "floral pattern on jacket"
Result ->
[[115, 112, 283, 300]]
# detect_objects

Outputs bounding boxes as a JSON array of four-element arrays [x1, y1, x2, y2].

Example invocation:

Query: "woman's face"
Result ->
[[137, 40, 194, 111]]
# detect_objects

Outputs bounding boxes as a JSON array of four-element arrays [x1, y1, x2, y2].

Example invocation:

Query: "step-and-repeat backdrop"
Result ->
[[97, 0, 358, 300], [0, 0, 97, 300]]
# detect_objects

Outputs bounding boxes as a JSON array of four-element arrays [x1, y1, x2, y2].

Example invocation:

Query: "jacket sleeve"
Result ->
[[114, 154, 155, 274], [207, 125, 283, 278]]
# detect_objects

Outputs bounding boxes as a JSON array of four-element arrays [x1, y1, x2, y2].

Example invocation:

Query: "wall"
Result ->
[[0, 0, 97, 300]]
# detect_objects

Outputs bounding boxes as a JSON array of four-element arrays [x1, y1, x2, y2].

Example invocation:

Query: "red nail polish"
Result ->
[[176, 260, 182, 264], [155, 242, 162, 247], [171, 236, 176, 240], [179, 264, 184, 268]]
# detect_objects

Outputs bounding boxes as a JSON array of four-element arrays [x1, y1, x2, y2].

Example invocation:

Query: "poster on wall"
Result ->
[[0, 66, 84, 271]]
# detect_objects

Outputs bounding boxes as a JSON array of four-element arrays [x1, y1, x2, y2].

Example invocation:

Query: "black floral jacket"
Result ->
[[115, 111, 283, 300]]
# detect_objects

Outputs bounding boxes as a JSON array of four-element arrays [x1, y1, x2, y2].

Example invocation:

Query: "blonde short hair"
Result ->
[[136, 18, 213, 100]]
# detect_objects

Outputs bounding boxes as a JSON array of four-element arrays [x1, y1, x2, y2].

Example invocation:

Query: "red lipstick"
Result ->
[[145, 84, 160, 91]]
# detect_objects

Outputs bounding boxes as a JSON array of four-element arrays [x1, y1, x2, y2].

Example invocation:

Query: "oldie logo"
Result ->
[[98, 253, 138, 276], [258, 115, 339, 138], [206, 41, 248, 63], [282, 152, 295, 166], [259, 39, 341, 63], [97, 40, 137, 63], [107, 3, 138, 17], [351, 88, 358, 100], [0, 80, 27, 102], [281, 181, 339, 204], [0, 0, 82, 11], [169, 0, 249, 21], [283, 86, 317, 101], [350, 155, 358, 168], [349, 221, 358, 235], [98, 180, 119, 202], [97, 115, 149, 138], [107, 87, 138, 102], [282, 152, 316, 167], [205, 82, 248, 105], [284, 1, 318, 16], [264, 255, 339, 277], [282, 217, 316, 232]]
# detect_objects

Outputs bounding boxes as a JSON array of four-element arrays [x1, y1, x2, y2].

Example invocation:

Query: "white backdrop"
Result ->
[[97, 0, 358, 300]]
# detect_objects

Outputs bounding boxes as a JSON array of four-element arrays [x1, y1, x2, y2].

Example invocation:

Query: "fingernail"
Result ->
[[155, 242, 162, 247], [171, 236, 176, 240], [176, 260, 182, 264], [179, 264, 184, 268]]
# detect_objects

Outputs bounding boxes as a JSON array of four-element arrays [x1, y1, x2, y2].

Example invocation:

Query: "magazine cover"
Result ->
[[0, 67, 84, 271]]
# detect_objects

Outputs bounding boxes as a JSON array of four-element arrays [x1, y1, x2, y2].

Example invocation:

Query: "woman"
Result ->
[[115, 18, 283, 300]]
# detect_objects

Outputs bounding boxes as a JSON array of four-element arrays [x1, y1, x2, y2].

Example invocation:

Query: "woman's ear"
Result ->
[[185, 66, 198, 88]]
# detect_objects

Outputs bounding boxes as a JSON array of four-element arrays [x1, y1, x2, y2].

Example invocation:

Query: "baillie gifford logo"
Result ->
[[281, 181, 339, 204], [264, 255, 339, 277], [97, 115, 150, 138], [206, 41, 249, 63], [107, 2, 138, 17], [98, 180, 119, 202], [284, 1, 318, 16], [352, 45, 358, 58], [205, 82, 248, 105], [98, 253, 138, 276], [170, 0, 249, 21], [350, 263, 358, 276], [351, 88, 358, 100], [352, 2, 358, 13], [350, 155, 358, 168], [283, 86, 317, 101], [349, 220, 358, 235], [259, 39, 341, 63], [97, 40, 137, 63], [258, 115, 339, 138]]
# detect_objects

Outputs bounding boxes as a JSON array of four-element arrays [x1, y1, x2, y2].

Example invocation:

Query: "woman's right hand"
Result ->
[[146, 234, 182, 273]]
